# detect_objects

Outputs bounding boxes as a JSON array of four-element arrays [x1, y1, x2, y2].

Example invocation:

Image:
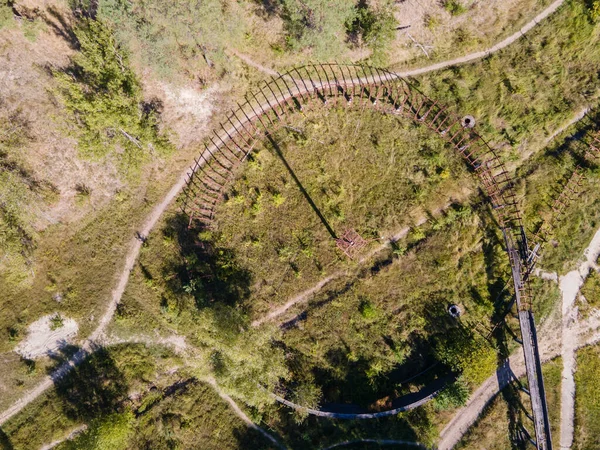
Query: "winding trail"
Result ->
[[232, 0, 566, 80], [251, 225, 413, 327], [437, 226, 600, 450], [0, 0, 567, 428], [204, 377, 286, 450], [558, 229, 600, 449]]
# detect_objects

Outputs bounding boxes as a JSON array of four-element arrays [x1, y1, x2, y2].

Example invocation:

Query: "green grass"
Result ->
[[113, 100, 515, 439], [456, 356, 562, 449], [573, 343, 600, 449], [443, 0, 467, 16], [580, 269, 600, 315], [416, 0, 600, 162], [0, 343, 274, 450]]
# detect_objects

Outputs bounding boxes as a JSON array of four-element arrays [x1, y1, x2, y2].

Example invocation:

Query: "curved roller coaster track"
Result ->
[[181, 64, 552, 450]]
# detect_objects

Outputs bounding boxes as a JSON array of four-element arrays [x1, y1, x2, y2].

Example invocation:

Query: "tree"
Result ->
[[280, 0, 357, 58], [434, 327, 497, 386], [53, 18, 172, 171]]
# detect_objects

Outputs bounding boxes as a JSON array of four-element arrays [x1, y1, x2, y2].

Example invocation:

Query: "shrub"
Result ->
[[346, 0, 396, 63], [50, 313, 64, 330], [433, 377, 469, 411], [280, 0, 357, 58], [53, 18, 172, 172], [590, 0, 600, 20], [435, 328, 497, 386], [443, 0, 466, 16], [0, 0, 12, 29]]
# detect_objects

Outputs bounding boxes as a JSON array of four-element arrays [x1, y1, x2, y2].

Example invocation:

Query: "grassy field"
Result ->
[[0, 343, 276, 450], [456, 356, 562, 449], [1, 0, 600, 448], [115, 101, 509, 412], [416, 1, 600, 162], [573, 343, 600, 450]]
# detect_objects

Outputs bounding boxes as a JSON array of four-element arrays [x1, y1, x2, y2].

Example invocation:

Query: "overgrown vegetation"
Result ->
[[98, 0, 249, 81], [115, 102, 508, 435], [580, 269, 600, 317], [1, 344, 274, 449], [3, 0, 600, 447], [0, 107, 41, 285], [53, 18, 172, 172], [456, 357, 562, 449], [442, 0, 467, 16], [417, 0, 600, 159], [573, 344, 600, 449], [279, 0, 396, 61], [0, 0, 12, 29]]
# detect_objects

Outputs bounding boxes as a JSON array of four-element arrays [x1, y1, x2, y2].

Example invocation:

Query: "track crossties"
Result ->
[[180, 64, 552, 449]]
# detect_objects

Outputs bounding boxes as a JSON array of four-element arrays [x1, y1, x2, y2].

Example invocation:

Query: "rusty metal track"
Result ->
[[180, 64, 552, 449]]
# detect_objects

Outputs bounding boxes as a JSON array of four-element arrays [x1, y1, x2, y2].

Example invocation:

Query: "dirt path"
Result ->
[[233, 0, 565, 80], [0, 0, 567, 428], [0, 171, 190, 426], [438, 227, 600, 450], [39, 425, 87, 450], [558, 229, 600, 449], [204, 377, 286, 450], [251, 225, 412, 327], [252, 202, 465, 327], [437, 313, 600, 450]]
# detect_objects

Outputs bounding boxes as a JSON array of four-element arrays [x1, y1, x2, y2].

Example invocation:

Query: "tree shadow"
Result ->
[[268, 406, 424, 450], [266, 133, 338, 240], [161, 212, 253, 309], [42, 6, 79, 49], [232, 426, 282, 450], [47, 345, 128, 421], [249, 0, 281, 18], [0, 428, 13, 450]]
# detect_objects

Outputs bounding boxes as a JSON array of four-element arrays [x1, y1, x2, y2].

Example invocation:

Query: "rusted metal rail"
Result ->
[[180, 64, 552, 450]]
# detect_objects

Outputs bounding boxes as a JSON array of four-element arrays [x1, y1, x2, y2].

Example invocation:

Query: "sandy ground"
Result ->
[[14, 315, 78, 360], [105, 333, 188, 355], [558, 228, 600, 449]]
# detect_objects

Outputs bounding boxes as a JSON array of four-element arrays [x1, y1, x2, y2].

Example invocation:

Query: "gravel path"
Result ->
[[558, 228, 600, 449], [0, 0, 567, 428]]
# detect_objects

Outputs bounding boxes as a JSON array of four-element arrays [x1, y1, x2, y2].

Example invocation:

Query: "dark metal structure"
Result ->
[[335, 229, 367, 259], [180, 64, 552, 449]]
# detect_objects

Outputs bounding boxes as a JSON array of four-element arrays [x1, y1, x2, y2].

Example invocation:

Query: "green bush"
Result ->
[[435, 328, 497, 386], [53, 18, 172, 172], [280, 0, 357, 58], [0, 0, 12, 29], [581, 270, 600, 310], [443, 0, 467, 16], [345, 0, 396, 63]]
